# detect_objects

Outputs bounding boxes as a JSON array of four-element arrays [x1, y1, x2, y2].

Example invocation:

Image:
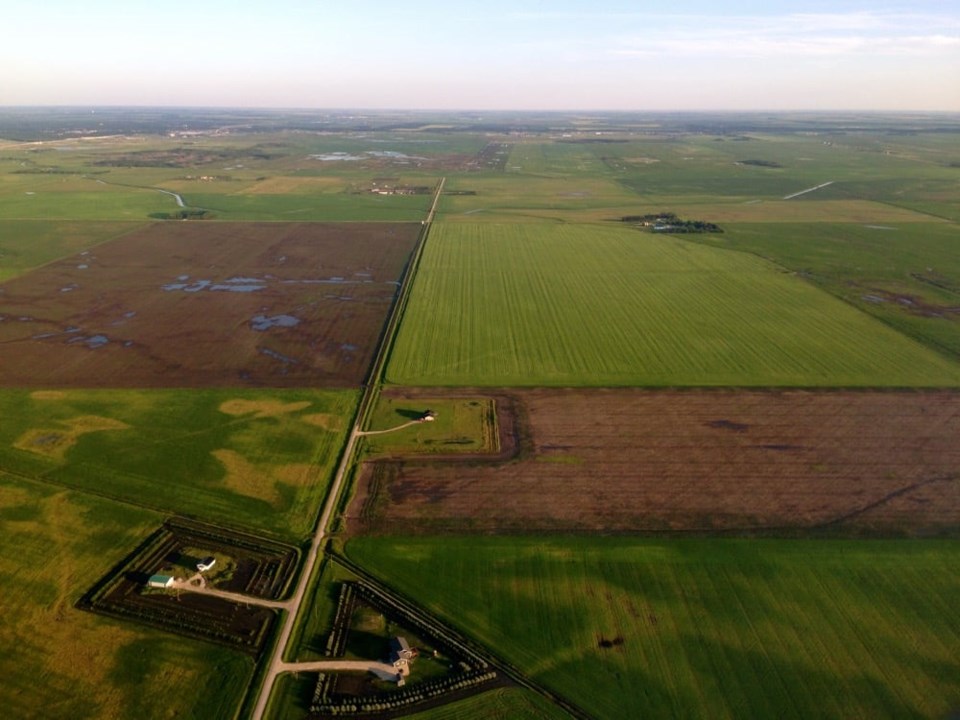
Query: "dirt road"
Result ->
[[170, 579, 291, 610]]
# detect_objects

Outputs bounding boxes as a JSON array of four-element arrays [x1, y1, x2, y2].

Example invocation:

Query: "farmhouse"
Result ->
[[389, 636, 418, 669], [147, 574, 174, 589], [196, 556, 216, 572]]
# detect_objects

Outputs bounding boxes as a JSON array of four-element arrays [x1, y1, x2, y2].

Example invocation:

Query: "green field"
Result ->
[[693, 222, 960, 358], [386, 223, 960, 387], [0, 219, 144, 280], [270, 676, 567, 720], [181, 191, 432, 222], [401, 688, 573, 720], [0, 188, 181, 220], [360, 396, 497, 457], [0, 473, 252, 720], [347, 537, 960, 720], [437, 175, 642, 224], [0, 388, 357, 540]]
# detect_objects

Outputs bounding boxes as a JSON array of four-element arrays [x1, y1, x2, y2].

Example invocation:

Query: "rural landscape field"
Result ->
[[1, 108, 958, 720]]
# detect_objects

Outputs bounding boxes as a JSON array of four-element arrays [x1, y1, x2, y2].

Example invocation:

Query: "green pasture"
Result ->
[[386, 223, 960, 387], [0, 388, 357, 540], [635, 198, 939, 224], [437, 175, 641, 224], [529, 131, 960, 218], [0, 185, 177, 220], [361, 397, 497, 457], [401, 688, 573, 720], [507, 141, 614, 177], [347, 537, 960, 720], [182, 191, 432, 222], [695, 222, 960, 358], [269, 676, 567, 720], [0, 219, 144, 281], [0, 474, 252, 720]]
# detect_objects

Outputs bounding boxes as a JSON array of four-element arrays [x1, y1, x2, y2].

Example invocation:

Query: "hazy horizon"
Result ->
[[3, 0, 958, 112]]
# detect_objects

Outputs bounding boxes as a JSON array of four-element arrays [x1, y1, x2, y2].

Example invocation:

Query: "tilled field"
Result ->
[[0, 222, 419, 387], [347, 389, 960, 535]]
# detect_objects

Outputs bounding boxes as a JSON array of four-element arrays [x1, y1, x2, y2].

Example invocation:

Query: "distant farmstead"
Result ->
[[147, 574, 174, 589]]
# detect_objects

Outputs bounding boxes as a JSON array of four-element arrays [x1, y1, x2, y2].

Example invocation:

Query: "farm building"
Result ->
[[196, 556, 216, 572], [147, 574, 174, 589], [389, 636, 418, 668]]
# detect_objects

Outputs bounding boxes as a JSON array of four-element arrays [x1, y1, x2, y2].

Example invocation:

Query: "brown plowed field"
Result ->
[[346, 389, 960, 536], [0, 222, 419, 387]]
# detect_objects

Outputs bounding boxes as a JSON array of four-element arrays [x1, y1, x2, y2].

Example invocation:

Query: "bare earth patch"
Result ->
[[346, 390, 960, 536], [218, 399, 312, 418], [29, 390, 66, 400], [300, 412, 342, 431], [212, 449, 315, 506]]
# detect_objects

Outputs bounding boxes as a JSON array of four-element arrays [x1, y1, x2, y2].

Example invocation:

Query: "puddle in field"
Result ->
[[77, 264, 89, 270], [209, 283, 264, 292], [162, 276, 266, 293], [309, 150, 426, 162], [260, 347, 298, 365], [111, 311, 137, 326], [250, 314, 300, 331], [340, 343, 358, 352], [310, 152, 364, 161], [161, 273, 393, 295], [67, 334, 109, 349], [60, 284, 79, 293]]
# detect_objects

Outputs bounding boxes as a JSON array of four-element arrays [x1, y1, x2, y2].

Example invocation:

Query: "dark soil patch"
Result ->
[[346, 389, 960, 537], [0, 222, 420, 388]]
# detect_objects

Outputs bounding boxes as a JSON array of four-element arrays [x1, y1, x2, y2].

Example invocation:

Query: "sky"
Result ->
[[2, 0, 958, 111]]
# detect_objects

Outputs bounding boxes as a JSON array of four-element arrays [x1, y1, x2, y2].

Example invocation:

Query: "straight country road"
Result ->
[[248, 178, 445, 720]]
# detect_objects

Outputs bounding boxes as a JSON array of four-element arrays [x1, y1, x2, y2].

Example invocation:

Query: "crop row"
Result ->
[[387, 223, 960, 387]]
